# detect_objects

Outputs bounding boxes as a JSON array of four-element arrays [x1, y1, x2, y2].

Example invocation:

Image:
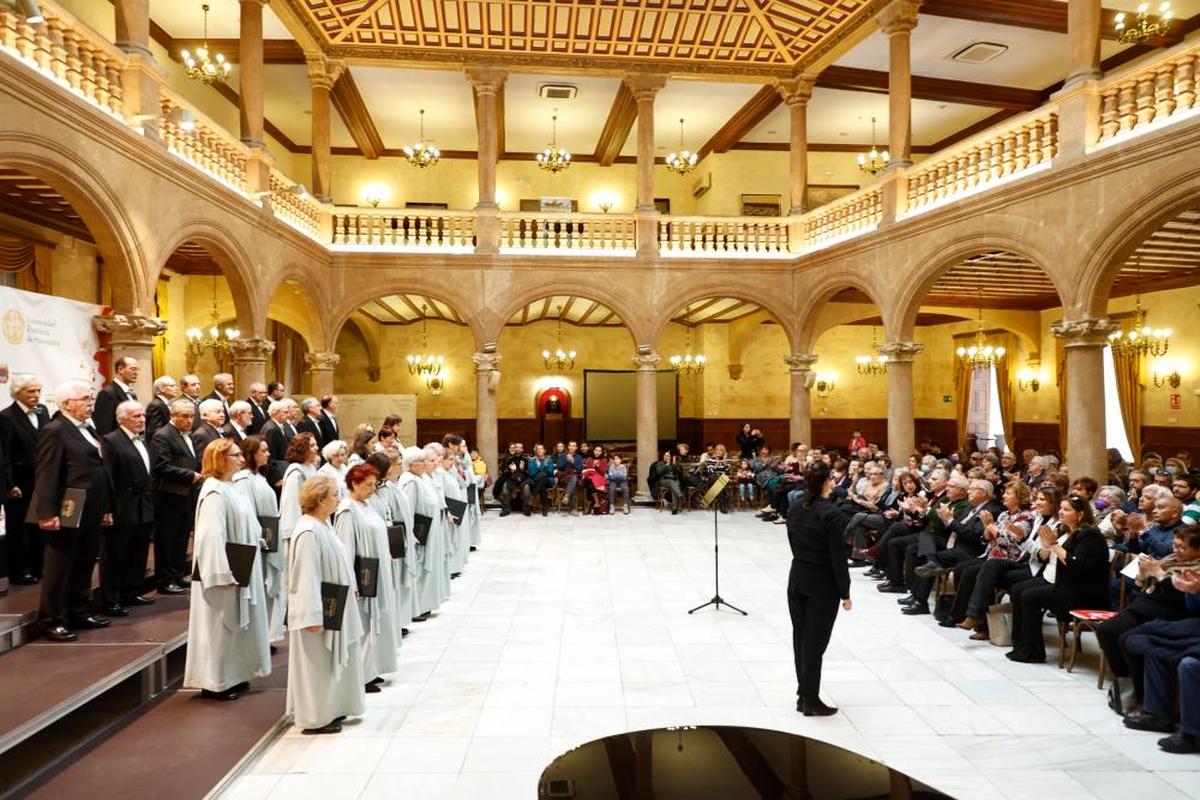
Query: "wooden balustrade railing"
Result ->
[[801, 186, 883, 248], [331, 208, 475, 250], [0, 1, 124, 119], [159, 90, 248, 193], [906, 109, 1058, 213], [1097, 38, 1200, 146], [658, 216, 789, 256], [499, 212, 636, 251], [268, 169, 322, 238]]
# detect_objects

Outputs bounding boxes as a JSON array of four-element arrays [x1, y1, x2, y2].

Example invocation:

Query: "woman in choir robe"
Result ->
[[318, 440, 350, 497], [184, 438, 271, 701], [456, 437, 483, 550], [438, 448, 469, 577], [333, 464, 399, 692], [286, 475, 365, 735], [398, 447, 436, 622], [234, 436, 283, 643], [423, 444, 455, 596], [367, 452, 417, 637], [274, 432, 321, 639]]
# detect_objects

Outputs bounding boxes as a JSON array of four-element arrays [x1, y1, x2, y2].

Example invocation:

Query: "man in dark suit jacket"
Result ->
[[203, 373, 235, 421], [1, 374, 51, 583], [224, 400, 253, 444], [245, 382, 269, 436], [260, 399, 296, 487], [191, 398, 228, 458], [32, 381, 113, 641], [318, 395, 340, 445], [93, 357, 140, 436], [144, 375, 178, 442], [149, 399, 201, 594], [99, 400, 156, 615], [180, 374, 203, 431], [296, 397, 325, 449]]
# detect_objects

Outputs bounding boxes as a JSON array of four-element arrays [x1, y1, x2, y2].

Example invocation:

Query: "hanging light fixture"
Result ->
[[405, 304, 445, 382], [403, 109, 440, 169], [1115, 2, 1173, 44], [855, 327, 889, 375], [181, 4, 231, 85], [542, 305, 577, 372], [536, 112, 571, 174], [186, 276, 240, 368], [669, 303, 707, 375], [956, 290, 1006, 371], [1108, 256, 1171, 359], [857, 117, 890, 176], [665, 118, 698, 176]]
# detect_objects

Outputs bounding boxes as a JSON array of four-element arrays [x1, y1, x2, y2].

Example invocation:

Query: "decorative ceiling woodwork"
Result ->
[[171, 38, 307, 63], [593, 82, 636, 165], [163, 241, 223, 275], [818, 65, 1042, 111], [283, 0, 882, 76], [357, 294, 467, 326], [700, 84, 780, 158], [921, 0, 1179, 45], [331, 70, 386, 158], [846, 312, 968, 327], [0, 170, 92, 242]]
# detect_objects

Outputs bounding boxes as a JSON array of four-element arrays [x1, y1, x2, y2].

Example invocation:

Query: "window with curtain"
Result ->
[[966, 365, 1008, 452], [1103, 345, 1136, 462]]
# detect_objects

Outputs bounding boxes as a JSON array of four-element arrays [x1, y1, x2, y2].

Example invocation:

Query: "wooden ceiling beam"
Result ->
[[170, 38, 306, 64], [593, 83, 637, 166], [602, 734, 637, 800], [712, 727, 784, 800], [331, 69, 386, 160], [921, 0, 1178, 44], [818, 66, 1042, 110], [699, 85, 781, 159]]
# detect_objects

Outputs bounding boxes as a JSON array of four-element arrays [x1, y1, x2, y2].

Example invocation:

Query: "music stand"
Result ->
[[688, 474, 748, 616]]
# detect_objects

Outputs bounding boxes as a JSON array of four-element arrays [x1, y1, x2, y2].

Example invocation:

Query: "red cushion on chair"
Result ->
[[1070, 609, 1117, 622]]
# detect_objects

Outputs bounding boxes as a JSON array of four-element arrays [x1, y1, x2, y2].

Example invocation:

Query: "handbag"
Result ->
[[987, 601, 1013, 647]]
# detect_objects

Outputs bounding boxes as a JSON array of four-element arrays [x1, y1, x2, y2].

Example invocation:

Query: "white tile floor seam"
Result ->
[[221, 510, 1200, 800]]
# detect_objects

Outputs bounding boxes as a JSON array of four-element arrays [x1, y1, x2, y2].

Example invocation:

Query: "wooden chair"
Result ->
[[1062, 550, 1131, 687], [655, 487, 671, 512]]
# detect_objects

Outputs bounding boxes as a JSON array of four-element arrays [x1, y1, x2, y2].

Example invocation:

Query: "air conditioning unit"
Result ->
[[545, 778, 577, 798], [948, 41, 1009, 64], [692, 171, 711, 198], [539, 84, 578, 100]]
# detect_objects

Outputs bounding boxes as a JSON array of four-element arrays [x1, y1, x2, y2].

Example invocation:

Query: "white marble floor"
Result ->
[[219, 509, 1200, 800]]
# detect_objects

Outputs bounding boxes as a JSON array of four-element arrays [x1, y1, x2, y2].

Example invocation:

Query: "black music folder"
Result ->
[[320, 582, 350, 631], [58, 488, 87, 528], [225, 542, 258, 587], [354, 555, 379, 598], [413, 513, 432, 546], [387, 523, 407, 559], [259, 515, 280, 553], [445, 496, 467, 522], [467, 483, 478, 505]]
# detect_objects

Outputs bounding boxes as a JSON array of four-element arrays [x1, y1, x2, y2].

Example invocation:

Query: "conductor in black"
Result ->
[[786, 460, 852, 716]]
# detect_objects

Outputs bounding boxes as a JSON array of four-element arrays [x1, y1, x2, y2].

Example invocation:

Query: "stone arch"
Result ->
[[329, 279, 488, 353], [344, 312, 382, 367], [792, 271, 889, 353], [259, 264, 330, 351], [150, 220, 260, 335], [646, 283, 798, 353], [485, 279, 646, 347], [0, 133, 145, 311], [891, 232, 1068, 341], [1075, 170, 1200, 318]]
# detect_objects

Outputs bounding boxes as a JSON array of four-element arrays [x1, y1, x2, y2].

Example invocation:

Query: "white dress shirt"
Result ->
[[17, 401, 39, 430], [124, 426, 151, 473]]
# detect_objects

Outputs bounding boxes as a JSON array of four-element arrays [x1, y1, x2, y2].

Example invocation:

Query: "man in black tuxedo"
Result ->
[[149, 399, 201, 595], [145, 375, 178, 441], [99, 400, 156, 616], [32, 381, 113, 641], [1, 374, 51, 583], [203, 373, 235, 421], [318, 395, 340, 444], [259, 399, 295, 488], [93, 357, 140, 436], [245, 382, 269, 435], [180, 374, 203, 430], [191, 398, 228, 457], [296, 397, 325, 448], [225, 400, 252, 443]]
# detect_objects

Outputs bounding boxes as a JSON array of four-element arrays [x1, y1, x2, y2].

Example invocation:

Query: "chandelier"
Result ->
[[542, 307, 576, 372], [665, 118, 698, 176], [1115, 2, 1173, 44], [403, 109, 440, 169], [186, 276, 240, 367], [855, 328, 889, 376], [956, 294, 1005, 371], [405, 306, 445, 380], [857, 117, 890, 176], [536, 113, 571, 173], [1109, 256, 1171, 359], [181, 5, 230, 85], [669, 304, 706, 375]]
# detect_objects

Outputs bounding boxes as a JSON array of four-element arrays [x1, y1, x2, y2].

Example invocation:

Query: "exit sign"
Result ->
[[942, 395, 952, 403], [1171, 393, 1182, 410]]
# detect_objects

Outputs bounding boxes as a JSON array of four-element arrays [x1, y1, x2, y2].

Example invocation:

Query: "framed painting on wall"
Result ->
[[807, 184, 859, 209], [740, 194, 782, 216]]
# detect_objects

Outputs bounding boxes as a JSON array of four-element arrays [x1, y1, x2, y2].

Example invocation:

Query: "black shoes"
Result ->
[[801, 699, 838, 717], [913, 562, 947, 579], [158, 584, 187, 595], [103, 604, 130, 617], [1158, 733, 1199, 754], [124, 595, 156, 606], [1123, 712, 1175, 733], [12, 573, 39, 585], [201, 685, 244, 701], [40, 624, 77, 642], [877, 582, 907, 594], [901, 604, 930, 616], [70, 615, 111, 629], [937, 617, 958, 628], [302, 721, 342, 735], [523, 510, 532, 517], [499, 510, 511, 517], [896, 595, 916, 605], [365, 682, 382, 693]]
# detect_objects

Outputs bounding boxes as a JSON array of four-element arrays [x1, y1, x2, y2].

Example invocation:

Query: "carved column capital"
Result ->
[[366, 366, 381, 383], [878, 0, 922, 35], [776, 75, 816, 107], [93, 313, 166, 345], [877, 341, 924, 362], [1050, 317, 1117, 347], [472, 350, 501, 372], [633, 352, 662, 370], [303, 351, 340, 371], [465, 66, 507, 95], [783, 353, 819, 373], [625, 72, 669, 101], [227, 337, 276, 362], [305, 55, 344, 89]]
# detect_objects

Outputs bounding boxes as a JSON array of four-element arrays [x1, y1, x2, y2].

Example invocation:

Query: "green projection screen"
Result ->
[[583, 370, 677, 442]]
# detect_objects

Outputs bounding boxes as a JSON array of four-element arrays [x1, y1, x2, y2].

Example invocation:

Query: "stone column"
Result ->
[[634, 349, 662, 499], [1065, 0, 1103, 88], [632, 731, 654, 800], [114, 0, 162, 142], [776, 76, 816, 215], [627, 73, 668, 257], [784, 353, 818, 445], [879, 341, 923, 457], [472, 348, 501, 479], [306, 57, 343, 202], [1054, 0, 1103, 160], [467, 68, 506, 254], [239, 0, 271, 193], [93, 313, 166, 401], [229, 337, 276, 392], [879, 1, 920, 169], [303, 351, 340, 398], [1051, 318, 1115, 482]]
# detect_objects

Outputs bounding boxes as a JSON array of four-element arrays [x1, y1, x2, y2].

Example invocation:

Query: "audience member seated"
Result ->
[[496, 442, 531, 517], [583, 445, 610, 514], [607, 455, 630, 514], [894, 475, 971, 612], [527, 444, 556, 516], [863, 470, 928, 580], [650, 451, 684, 514]]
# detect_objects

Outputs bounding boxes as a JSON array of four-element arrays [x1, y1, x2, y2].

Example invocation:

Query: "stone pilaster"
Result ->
[[784, 353, 819, 446], [879, 341, 923, 457], [228, 337, 276, 392], [467, 67, 507, 254], [879, 0, 921, 169], [1051, 317, 1117, 481], [472, 347, 501, 479], [634, 348, 662, 498], [239, 0, 271, 192], [114, 0, 163, 142], [306, 56, 344, 202], [776, 76, 816, 216], [93, 312, 166, 400], [627, 73, 668, 256], [303, 350, 340, 398]]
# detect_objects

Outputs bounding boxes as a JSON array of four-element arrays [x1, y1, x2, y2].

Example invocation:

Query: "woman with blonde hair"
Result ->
[[286, 474, 365, 735], [183, 438, 271, 701]]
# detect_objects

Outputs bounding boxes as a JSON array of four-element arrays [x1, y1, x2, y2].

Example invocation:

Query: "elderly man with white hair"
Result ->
[[225, 400, 253, 444], [893, 474, 973, 612], [98, 400, 157, 616], [32, 380, 114, 641], [260, 399, 297, 487], [150, 398, 203, 595], [145, 375, 178, 441], [192, 398, 228, 457], [296, 397, 326, 449], [1, 372, 51, 585], [203, 373, 235, 419]]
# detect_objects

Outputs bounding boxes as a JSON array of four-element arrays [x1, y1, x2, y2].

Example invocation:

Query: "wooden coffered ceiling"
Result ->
[[357, 294, 467, 325], [284, 0, 881, 76], [0, 169, 91, 241]]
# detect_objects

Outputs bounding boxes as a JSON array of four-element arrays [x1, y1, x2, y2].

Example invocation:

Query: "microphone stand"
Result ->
[[688, 475, 747, 616]]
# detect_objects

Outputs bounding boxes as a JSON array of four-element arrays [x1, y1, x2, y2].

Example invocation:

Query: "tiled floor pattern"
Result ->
[[218, 510, 1200, 800]]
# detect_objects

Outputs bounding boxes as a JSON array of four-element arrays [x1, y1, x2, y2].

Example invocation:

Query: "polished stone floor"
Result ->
[[219, 509, 1200, 800]]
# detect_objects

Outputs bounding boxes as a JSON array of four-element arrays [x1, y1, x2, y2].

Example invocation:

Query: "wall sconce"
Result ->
[[361, 185, 387, 208], [814, 372, 835, 397], [1152, 358, 1183, 389], [428, 376, 444, 396], [592, 191, 618, 213], [1018, 368, 1041, 393]]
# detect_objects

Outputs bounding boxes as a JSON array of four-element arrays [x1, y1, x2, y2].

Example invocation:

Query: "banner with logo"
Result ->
[[0, 286, 105, 407]]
